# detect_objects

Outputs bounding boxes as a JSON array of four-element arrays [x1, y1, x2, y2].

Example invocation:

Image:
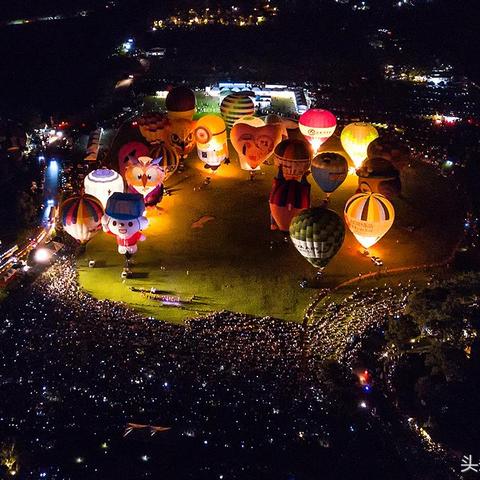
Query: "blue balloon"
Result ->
[[311, 153, 348, 194]]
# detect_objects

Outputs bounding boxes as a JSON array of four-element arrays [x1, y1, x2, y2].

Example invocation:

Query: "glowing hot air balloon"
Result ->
[[269, 168, 310, 232], [166, 86, 196, 120], [273, 139, 311, 181], [220, 93, 255, 129], [137, 113, 170, 144], [289, 207, 345, 271], [340, 122, 379, 169], [195, 114, 229, 169], [344, 192, 394, 250], [124, 156, 165, 206], [150, 143, 179, 182], [118, 141, 149, 177], [231, 121, 283, 172], [356, 157, 401, 199], [61, 194, 103, 244], [311, 152, 348, 199], [299, 109, 336, 153], [84, 168, 124, 208], [367, 135, 410, 171]]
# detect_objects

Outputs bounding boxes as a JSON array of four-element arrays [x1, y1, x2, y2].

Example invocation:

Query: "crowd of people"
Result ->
[[0, 257, 456, 479]]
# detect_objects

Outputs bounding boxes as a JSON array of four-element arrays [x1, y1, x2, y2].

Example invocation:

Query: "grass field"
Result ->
[[77, 123, 465, 324]]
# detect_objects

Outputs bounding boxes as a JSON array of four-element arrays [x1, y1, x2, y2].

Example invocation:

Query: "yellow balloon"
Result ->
[[344, 192, 394, 249], [340, 122, 379, 169]]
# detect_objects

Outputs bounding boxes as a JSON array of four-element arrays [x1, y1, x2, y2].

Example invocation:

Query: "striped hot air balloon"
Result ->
[[344, 192, 394, 249], [269, 170, 311, 232], [61, 194, 104, 244], [289, 207, 345, 270], [273, 139, 311, 181], [220, 93, 255, 129], [150, 143, 179, 182], [299, 109, 336, 153]]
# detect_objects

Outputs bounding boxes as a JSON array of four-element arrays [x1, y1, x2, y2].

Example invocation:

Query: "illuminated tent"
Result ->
[[166, 86, 196, 120], [269, 168, 311, 232], [340, 122, 379, 169], [220, 93, 255, 129], [289, 207, 345, 270], [61, 194, 103, 244], [356, 157, 401, 198], [195, 114, 228, 169], [118, 141, 149, 177], [84, 168, 124, 208], [299, 109, 336, 153], [311, 152, 348, 197], [344, 192, 394, 249], [273, 139, 311, 181]]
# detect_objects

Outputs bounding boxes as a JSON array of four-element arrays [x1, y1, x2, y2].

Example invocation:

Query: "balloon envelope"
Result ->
[[367, 135, 410, 171], [61, 194, 103, 244], [166, 86, 196, 120], [356, 157, 401, 198], [220, 93, 255, 129], [118, 141, 150, 177], [269, 175, 311, 232], [340, 122, 379, 169], [290, 207, 345, 269], [231, 122, 282, 171], [344, 192, 394, 249], [299, 109, 336, 152], [273, 139, 311, 181], [150, 143, 180, 182], [195, 114, 228, 167], [84, 168, 124, 208], [311, 152, 348, 194]]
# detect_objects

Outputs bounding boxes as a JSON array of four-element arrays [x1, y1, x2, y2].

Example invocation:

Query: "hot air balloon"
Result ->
[[118, 141, 150, 177], [150, 143, 179, 182], [366, 135, 410, 171], [231, 121, 283, 173], [299, 109, 336, 152], [265, 114, 289, 140], [137, 113, 170, 144], [289, 207, 345, 271], [311, 152, 348, 199], [273, 139, 311, 181], [195, 114, 228, 169], [356, 157, 401, 198], [124, 156, 165, 206], [269, 168, 310, 232], [102, 192, 149, 256], [220, 93, 255, 129], [166, 86, 196, 120], [61, 194, 103, 244], [166, 118, 197, 158], [344, 192, 394, 250], [340, 122, 379, 169], [84, 168, 124, 208]]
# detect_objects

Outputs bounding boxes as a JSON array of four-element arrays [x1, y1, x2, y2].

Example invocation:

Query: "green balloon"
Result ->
[[289, 207, 345, 268]]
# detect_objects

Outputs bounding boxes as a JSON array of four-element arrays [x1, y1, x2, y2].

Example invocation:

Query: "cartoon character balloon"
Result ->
[[84, 168, 124, 208], [299, 109, 336, 153], [340, 122, 379, 169], [167, 118, 197, 158], [124, 156, 165, 206], [269, 168, 311, 232], [356, 157, 401, 199], [166, 86, 196, 120], [289, 207, 345, 271], [61, 194, 103, 244], [118, 141, 149, 177], [220, 93, 255, 129], [273, 139, 311, 181], [366, 135, 410, 172], [311, 152, 348, 199], [344, 192, 394, 250], [231, 122, 283, 172], [102, 193, 149, 255], [195, 114, 229, 169]]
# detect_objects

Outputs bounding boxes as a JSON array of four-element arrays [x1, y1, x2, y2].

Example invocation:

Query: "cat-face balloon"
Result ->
[[230, 123, 282, 170]]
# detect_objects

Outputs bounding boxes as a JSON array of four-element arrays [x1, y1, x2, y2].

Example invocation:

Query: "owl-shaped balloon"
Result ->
[[124, 156, 165, 206], [231, 123, 283, 171], [167, 118, 197, 159]]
